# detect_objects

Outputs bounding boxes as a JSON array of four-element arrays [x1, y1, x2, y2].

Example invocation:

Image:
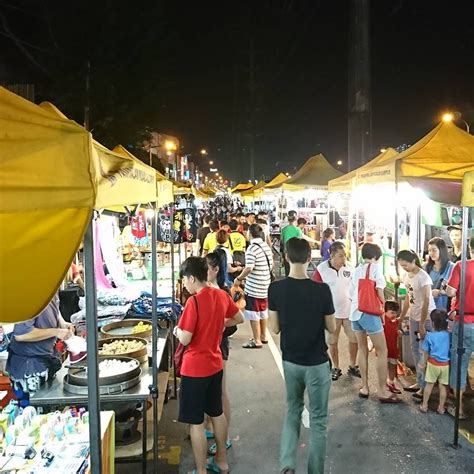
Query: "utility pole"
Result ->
[[248, 36, 256, 181], [84, 61, 91, 131], [348, 0, 372, 171]]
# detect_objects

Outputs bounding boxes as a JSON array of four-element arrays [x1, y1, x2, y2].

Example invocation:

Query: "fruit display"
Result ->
[[99, 339, 145, 356], [132, 321, 152, 334], [98, 359, 138, 377]]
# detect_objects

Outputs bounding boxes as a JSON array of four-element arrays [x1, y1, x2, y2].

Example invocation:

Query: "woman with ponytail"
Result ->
[[397, 250, 436, 401]]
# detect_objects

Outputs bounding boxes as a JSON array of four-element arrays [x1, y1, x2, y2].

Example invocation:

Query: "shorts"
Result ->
[[351, 313, 384, 335], [244, 295, 268, 321], [425, 361, 449, 385], [327, 318, 357, 344], [178, 370, 224, 425], [385, 335, 400, 360], [450, 322, 474, 391]]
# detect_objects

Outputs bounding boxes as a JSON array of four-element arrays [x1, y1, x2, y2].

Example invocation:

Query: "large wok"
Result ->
[[67, 355, 141, 386]]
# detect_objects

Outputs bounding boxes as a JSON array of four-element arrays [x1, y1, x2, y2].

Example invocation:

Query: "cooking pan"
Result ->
[[67, 355, 141, 386]]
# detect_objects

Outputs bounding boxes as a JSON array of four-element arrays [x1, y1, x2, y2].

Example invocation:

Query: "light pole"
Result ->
[[442, 112, 470, 133]]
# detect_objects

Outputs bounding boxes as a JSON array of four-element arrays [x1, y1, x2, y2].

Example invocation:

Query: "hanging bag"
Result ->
[[174, 295, 198, 377], [358, 263, 384, 316]]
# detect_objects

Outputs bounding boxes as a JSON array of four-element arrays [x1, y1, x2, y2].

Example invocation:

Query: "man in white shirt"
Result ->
[[314, 242, 360, 380]]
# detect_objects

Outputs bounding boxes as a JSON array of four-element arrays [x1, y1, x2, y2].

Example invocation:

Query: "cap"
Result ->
[[447, 225, 462, 232]]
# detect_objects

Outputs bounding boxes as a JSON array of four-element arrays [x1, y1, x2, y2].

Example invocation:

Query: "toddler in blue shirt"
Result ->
[[419, 310, 451, 414]]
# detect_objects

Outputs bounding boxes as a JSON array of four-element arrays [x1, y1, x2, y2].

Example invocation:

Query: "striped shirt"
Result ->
[[244, 238, 273, 299]]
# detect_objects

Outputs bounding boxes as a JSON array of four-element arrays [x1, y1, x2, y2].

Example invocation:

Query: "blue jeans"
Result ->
[[281, 360, 331, 474], [450, 322, 474, 391], [409, 319, 432, 388]]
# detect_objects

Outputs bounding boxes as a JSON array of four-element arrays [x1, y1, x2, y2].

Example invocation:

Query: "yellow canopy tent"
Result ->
[[354, 121, 474, 204], [231, 183, 253, 194], [264, 172, 289, 189], [202, 186, 217, 197], [241, 180, 266, 198], [0, 88, 158, 322], [112, 145, 174, 207], [328, 148, 398, 193], [173, 180, 192, 195], [282, 154, 342, 191], [462, 171, 474, 207]]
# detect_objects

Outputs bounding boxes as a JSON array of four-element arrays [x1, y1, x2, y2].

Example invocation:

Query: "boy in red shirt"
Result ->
[[175, 257, 244, 474], [384, 301, 402, 394]]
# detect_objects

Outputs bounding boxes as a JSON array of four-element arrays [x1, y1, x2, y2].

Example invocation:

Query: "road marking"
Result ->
[[266, 329, 310, 429]]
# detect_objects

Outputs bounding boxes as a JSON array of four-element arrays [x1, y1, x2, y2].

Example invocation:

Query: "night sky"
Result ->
[[1, 1, 473, 182]]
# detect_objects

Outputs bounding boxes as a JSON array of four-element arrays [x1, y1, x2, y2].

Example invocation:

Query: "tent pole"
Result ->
[[452, 206, 469, 448], [84, 215, 102, 473], [170, 203, 178, 398], [394, 180, 400, 301], [150, 203, 159, 472]]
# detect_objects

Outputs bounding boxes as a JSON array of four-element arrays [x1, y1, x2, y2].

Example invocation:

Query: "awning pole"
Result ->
[[170, 203, 178, 398], [394, 180, 400, 301], [150, 203, 159, 471], [452, 206, 469, 448], [84, 215, 102, 473]]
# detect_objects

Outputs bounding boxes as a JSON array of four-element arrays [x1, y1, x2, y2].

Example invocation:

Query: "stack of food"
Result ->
[[99, 339, 145, 356]]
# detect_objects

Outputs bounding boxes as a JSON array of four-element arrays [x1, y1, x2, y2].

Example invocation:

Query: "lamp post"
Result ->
[[442, 112, 470, 133]]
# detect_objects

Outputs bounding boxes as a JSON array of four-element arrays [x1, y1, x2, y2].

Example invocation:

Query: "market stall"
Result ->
[[0, 88, 174, 473], [274, 154, 342, 239]]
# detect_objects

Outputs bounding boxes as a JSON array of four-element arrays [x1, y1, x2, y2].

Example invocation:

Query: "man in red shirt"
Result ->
[[446, 237, 474, 419], [175, 257, 244, 474]]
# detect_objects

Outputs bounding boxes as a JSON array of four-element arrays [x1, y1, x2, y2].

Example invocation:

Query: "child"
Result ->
[[419, 309, 451, 414], [383, 300, 402, 394]]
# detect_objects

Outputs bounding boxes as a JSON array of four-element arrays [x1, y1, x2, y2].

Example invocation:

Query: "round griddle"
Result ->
[[67, 356, 140, 386], [63, 373, 141, 395]]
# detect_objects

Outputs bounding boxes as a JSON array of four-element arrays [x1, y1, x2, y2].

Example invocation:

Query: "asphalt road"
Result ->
[[117, 322, 473, 473]]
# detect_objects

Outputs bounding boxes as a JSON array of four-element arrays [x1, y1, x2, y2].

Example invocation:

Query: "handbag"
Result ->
[[174, 296, 198, 377], [357, 263, 384, 316], [253, 243, 275, 282]]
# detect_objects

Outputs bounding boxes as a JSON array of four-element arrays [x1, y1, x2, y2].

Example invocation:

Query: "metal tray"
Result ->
[[63, 371, 141, 395]]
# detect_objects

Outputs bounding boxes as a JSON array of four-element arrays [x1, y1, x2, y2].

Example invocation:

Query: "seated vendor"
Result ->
[[6, 294, 74, 406]]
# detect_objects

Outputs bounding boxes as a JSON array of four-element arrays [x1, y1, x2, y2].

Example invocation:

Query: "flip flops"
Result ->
[[208, 439, 232, 456], [379, 394, 400, 404], [206, 457, 230, 473]]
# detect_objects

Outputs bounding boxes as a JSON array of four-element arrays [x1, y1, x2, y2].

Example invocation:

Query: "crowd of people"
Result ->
[[173, 201, 473, 474]]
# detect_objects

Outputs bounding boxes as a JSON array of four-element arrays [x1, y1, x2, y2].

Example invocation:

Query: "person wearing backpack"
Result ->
[[350, 243, 399, 403]]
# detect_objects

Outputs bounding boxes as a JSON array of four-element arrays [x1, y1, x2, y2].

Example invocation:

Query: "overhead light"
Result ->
[[442, 112, 454, 123]]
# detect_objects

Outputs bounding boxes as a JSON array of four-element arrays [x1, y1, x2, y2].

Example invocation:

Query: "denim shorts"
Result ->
[[351, 313, 384, 335]]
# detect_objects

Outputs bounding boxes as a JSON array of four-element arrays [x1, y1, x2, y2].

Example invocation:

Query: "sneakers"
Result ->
[[348, 365, 362, 378], [331, 368, 342, 381]]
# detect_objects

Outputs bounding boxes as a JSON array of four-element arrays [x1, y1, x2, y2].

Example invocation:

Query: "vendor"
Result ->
[[6, 294, 74, 406]]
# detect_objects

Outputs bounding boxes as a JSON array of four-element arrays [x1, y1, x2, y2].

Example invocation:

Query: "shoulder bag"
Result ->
[[253, 242, 275, 282], [174, 295, 198, 377], [357, 263, 384, 316]]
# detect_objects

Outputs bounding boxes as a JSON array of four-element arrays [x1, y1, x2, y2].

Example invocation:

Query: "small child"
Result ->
[[383, 300, 402, 394], [419, 309, 451, 414]]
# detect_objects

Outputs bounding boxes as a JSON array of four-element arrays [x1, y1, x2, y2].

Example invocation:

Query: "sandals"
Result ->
[[419, 405, 428, 413], [403, 384, 420, 393], [206, 456, 230, 473], [261, 339, 269, 344], [208, 439, 232, 456], [331, 368, 342, 381], [379, 394, 400, 404], [205, 430, 215, 440], [437, 407, 446, 415], [358, 389, 369, 399], [242, 339, 262, 349], [348, 365, 362, 378], [447, 405, 467, 420], [386, 383, 402, 395]]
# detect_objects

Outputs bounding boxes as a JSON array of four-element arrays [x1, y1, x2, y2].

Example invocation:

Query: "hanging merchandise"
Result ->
[[157, 208, 183, 244], [131, 211, 147, 238], [182, 208, 197, 243]]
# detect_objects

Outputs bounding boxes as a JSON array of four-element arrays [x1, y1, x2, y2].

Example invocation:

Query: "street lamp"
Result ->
[[200, 149, 208, 156], [442, 111, 470, 133], [337, 160, 343, 166], [380, 148, 387, 153]]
